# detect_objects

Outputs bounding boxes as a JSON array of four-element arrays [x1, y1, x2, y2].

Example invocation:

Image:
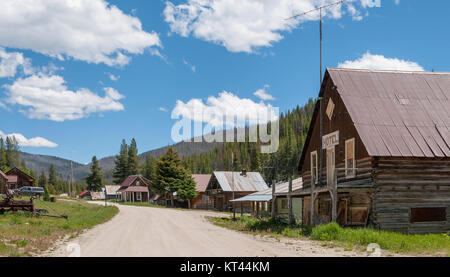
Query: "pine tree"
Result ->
[[113, 139, 129, 184], [127, 138, 139, 176], [0, 138, 6, 171], [38, 172, 47, 187], [43, 185, 50, 201], [177, 174, 198, 209], [143, 154, 157, 183], [48, 164, 57, 187], [86, 156, 103, 192], [249, 145, 261, 172], [155, 147, 186, 206], [5, 136, 20, 168]]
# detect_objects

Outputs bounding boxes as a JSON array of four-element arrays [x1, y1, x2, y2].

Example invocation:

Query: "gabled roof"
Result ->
[[299, 68, 450, 169], [230, 178, 303, 202], [6, 167, 34, 181], [192, 174, 211, 192], [210, 171, 268, 192], [328, 68, 449, 158], [119, 175, 151, 187], [78, 190, 89, 197]]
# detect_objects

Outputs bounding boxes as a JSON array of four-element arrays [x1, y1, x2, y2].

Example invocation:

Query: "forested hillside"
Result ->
[[179, 98, 315, 184]]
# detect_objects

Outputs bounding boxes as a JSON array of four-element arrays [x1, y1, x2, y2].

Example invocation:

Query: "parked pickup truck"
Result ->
[[17, 186, 45, 197]]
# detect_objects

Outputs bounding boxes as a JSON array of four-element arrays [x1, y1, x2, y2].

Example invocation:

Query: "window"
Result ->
[[345, 138, 356, 178], [326, 98, 335, 120], [411, 207, 446, 223], [136, 192, 142, 201], [311, 151, 318, 185], [136, 181, 140, 186], [281, 199, 288, 209]]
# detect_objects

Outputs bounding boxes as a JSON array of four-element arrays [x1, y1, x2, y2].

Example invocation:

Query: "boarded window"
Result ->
[[311, 151, 318, 184], [326, 98, 335, 120], [411, 207, 446, 223], [345, 139, 356, 177]]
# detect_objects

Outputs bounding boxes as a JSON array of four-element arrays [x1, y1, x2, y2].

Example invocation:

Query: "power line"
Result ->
[[286, 0, 347, 21]]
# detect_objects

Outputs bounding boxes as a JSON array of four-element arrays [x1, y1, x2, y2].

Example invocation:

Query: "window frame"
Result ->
[[311, 151, 318, 185], [345, 138, 356, 178]]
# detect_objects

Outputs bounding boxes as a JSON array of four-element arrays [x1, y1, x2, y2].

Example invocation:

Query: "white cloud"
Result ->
[[338, 52, 424, 71], [108, 73, 120, 81], [0, 47, 33, 78], [183, 59, 196, 72], [253, 85, 274, 101], [158, 107, 168, 112], [164, 0, 375, 53], [172, 91, 278, 127], [0, 130, 57, 148], [0, 0, 161, 66], [4, 74, 125, 121]]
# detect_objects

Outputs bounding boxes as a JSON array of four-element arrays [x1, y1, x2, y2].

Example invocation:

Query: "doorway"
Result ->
[[326, 147, 335, 186]]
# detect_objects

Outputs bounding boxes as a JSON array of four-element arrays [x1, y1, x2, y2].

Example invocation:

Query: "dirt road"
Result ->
[[46, 203, 372, 257]]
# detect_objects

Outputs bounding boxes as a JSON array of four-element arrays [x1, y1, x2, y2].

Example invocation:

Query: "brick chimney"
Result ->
[[241, 169, 247, 177]]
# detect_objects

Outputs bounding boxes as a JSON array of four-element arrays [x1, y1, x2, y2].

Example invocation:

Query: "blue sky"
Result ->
[[0, 0, 448, 164]]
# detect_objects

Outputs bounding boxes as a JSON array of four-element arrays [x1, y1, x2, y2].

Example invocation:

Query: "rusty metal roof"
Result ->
[[212, 171, 268, 192], [192, 174, 211, 192], [328, 68, 450, 158]]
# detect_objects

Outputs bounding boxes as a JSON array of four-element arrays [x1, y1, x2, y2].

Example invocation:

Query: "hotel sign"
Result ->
[[322, 131, 339, 149]]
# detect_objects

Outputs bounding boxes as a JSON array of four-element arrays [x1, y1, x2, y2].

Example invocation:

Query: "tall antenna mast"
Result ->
[[287, 0, 348, 186], [287, 0, 347, 85]]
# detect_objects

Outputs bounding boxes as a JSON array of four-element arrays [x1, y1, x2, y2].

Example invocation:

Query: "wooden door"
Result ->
[[327, 147, 335, 186]]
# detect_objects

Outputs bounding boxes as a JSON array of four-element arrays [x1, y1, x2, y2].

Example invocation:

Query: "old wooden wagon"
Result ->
[[296, 68, 450, 234]]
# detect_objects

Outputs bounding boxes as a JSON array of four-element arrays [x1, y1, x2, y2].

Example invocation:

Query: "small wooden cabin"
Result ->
[[5, 167, 34, 190], [297, 68, 450, 234], [205, 170, 268, 212], [117, 175, 152, 202], [191, 174, 213, 209]]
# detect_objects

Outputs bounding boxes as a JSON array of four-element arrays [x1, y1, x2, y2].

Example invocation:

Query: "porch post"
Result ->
[[288, 177, 295, 225], [271, 180, 277, 219], [331, 168, 338, 222]]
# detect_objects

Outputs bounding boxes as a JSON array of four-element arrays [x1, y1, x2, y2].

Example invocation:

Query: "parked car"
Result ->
[[17, 186, 45, 197]]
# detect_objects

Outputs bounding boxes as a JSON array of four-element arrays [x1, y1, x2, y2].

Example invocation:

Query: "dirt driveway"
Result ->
[[45, 203, 378, 257]]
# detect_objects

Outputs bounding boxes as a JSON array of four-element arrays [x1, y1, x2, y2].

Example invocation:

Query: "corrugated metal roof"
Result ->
[[328, 68, 450, 158], [105, 185, 121, 195], [212, 171, 268, 192], [230, 194, 272, 202], [192, 174, 211, 192], [230, 178, 303, 202], [118, 186, 149, 193]]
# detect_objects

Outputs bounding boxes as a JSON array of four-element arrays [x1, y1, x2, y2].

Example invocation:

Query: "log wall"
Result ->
[[372, 157, 450, 234]]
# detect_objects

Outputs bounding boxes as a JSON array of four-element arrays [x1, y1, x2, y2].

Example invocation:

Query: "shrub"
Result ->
[[310, 223, 343, 241]]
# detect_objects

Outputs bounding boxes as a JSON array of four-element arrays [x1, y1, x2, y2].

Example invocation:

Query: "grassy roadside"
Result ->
[[0, 199, 118, 257], [209, 216, 450, 256]]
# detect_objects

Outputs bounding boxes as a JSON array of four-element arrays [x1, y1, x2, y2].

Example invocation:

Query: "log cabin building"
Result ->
[[206, 170, 268, 212], [296, 68, 450, 234], [191, 174, 213, 209], [0, 167, 35, 194]]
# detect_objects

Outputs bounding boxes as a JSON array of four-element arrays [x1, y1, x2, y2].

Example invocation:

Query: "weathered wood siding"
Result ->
[[373, 157, 450, 234], [300, 77, 369, 188]]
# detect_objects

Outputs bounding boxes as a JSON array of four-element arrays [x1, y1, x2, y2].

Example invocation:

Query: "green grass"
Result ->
[[0, 199, 118, 257], [209, 216, 450, 256]]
